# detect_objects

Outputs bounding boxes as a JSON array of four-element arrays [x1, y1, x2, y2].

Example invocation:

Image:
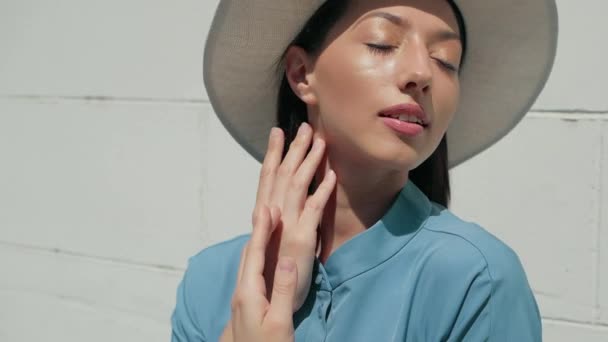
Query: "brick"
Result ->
[[0, 98, 206, 268], [543, 320, 608, 342], [0, 0, 219, 100], [533, 0, 608, 111], [0, 244, 179, 342], [599, 119, 608, 324], [201, 113, 260, 246]]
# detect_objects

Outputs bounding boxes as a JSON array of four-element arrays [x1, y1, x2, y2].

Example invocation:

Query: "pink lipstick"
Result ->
[[379, 103, 429, 137]]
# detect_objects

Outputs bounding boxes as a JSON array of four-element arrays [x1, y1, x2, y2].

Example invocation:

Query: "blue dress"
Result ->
[[171, 181, 542, 341]]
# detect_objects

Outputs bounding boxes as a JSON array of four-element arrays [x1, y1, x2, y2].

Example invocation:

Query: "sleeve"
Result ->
[[171, 259, 207, 342], [447, 250, 542, 342]]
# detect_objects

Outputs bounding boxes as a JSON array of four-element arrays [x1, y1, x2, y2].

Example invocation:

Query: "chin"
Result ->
[[368, 144, 421, 172], [331, 132, 424, 170]]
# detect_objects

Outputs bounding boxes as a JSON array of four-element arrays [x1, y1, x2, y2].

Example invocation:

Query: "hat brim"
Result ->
[[204, 0, 558, 168]]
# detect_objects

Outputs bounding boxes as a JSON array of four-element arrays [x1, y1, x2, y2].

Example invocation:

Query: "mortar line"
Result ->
[[0, 94, 209, 105], [594, 126, 605, 323], [543, 317, 608, 329], [528, 112, 608, 120], [2, 94, 608, 112], [0, 288, 169, 324], [532, 108, 608, 114], [198, 109, 210, 244], [0, 240, 185, 274]]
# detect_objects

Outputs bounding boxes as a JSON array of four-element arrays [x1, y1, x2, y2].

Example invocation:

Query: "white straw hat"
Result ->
[[203, 0, 558, 168]]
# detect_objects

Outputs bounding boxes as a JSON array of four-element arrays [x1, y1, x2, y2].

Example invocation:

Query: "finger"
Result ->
[[239, 206, 279, 324], [270, 122, 313, 209], [237, 242, 248, 284], [270, 206, 281, 229], [266, 256, 298, 321], [299, 170, 337, 229], [283, 136, 325, 221], [253, 127, 284, 226], [242, 206, 275, 289]]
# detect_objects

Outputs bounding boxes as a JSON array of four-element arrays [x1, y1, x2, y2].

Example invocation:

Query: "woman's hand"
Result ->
[[254, 123, 337, 312], [220, 206, 299, 342]]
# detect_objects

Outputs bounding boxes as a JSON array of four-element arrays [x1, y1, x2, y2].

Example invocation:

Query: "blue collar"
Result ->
[[315, 180, 432, 290]]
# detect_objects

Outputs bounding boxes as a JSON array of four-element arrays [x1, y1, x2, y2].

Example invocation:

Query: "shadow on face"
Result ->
[[283, 0, 463, 173]]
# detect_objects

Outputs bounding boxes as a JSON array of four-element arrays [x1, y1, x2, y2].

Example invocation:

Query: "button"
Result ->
[[315, 274, 323, 285]]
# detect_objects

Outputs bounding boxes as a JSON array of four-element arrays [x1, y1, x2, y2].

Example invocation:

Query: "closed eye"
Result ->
[[433, 57, 458, 72], [366, 43, 395, 55], [367, 43, 459, 73]]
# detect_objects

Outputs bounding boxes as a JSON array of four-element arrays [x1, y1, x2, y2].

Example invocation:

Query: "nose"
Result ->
[[397, 40, 432, 96]]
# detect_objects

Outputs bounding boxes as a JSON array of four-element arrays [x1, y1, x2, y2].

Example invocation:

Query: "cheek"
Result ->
[[418, 79, 459, 160], [433, 79, 460, 130], [313, 48, 392, 114]]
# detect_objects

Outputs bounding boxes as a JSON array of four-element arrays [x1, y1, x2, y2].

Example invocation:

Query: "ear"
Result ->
[[284, 46, 318, 105]]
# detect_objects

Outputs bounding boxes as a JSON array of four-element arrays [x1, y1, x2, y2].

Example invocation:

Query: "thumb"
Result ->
[[267, 256, 298, 319]]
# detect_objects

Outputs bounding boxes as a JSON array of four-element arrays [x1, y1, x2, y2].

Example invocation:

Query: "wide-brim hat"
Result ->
[[204, 0, 558, 168]]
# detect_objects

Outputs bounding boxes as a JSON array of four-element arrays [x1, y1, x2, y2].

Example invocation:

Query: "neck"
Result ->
[[314, 153, 408, 264]]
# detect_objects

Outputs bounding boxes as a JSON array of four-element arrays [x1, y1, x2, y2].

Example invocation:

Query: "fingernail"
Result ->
[[313, 138, 324, 151], [298, 123, 310, 135], [270, 127, 280, 138], [279, 257, 295, 272]]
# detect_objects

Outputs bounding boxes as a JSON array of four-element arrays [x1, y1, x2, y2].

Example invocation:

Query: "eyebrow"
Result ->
[[362, 11, 405, 26], [358, 11, 462, 43]]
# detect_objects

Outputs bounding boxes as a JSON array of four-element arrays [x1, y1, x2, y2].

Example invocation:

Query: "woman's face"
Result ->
[[290, 0, 462, 172]]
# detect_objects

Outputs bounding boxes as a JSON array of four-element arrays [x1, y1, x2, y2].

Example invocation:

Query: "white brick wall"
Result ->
[[0, 0, 606, 341]]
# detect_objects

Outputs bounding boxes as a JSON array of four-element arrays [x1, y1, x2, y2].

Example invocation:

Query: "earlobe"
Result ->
[[284, 46, 318, 105]]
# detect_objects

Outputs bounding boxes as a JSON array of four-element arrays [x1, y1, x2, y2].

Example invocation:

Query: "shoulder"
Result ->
[[176, 234, 251, 338], [182, 233, 252, 301], [415, 204, 541, 340], [418, 203, 529, 285], [186, 233, 251, 273]]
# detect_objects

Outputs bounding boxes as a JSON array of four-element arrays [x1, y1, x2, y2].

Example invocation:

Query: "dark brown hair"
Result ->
[[275, 0, 467, 207]]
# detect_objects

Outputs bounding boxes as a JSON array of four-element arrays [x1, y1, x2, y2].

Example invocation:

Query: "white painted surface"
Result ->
[[0, 0, 220, 100], [0, 99, 206, 268], [450, 115, 602, 323], [599, 119, 608, 325], [0, 0, 606, 341], [203, 113, 260, 246], [0, 243, 180, 342], [533, 0, 608, 111], [543, 319, 608, 342]]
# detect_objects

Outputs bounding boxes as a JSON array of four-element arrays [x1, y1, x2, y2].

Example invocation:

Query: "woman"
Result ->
[[172, 0, 558, 341]]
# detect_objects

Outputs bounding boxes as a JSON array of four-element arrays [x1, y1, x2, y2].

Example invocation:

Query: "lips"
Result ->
[[378, 103, 429, 127]]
